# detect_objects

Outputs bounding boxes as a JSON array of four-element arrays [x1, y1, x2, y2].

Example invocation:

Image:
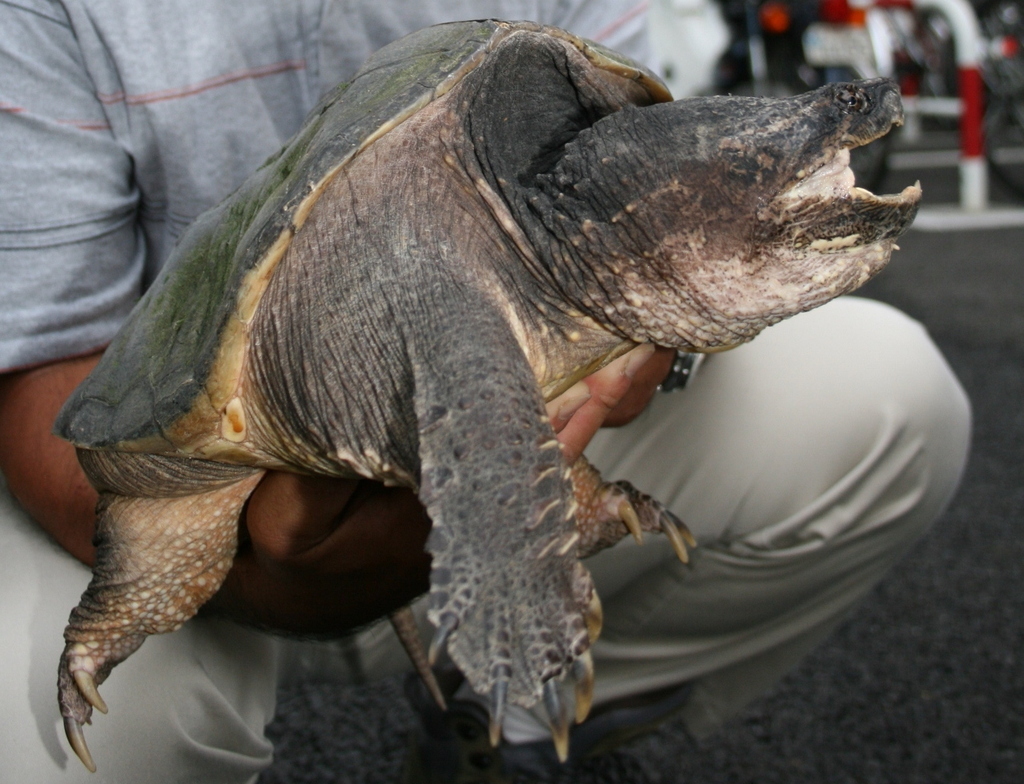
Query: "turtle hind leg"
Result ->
[[59, 452, 263, 771], [570, 456, 696, 562]]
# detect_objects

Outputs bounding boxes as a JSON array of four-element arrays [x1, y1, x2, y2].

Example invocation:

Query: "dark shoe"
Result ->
[[401, 666, 505, 783], [401, 670, 692, 783]]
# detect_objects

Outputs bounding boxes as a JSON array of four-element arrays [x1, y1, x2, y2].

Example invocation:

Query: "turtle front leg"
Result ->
[[59, 453, 263, 771], [403, 303, 615, 760], [570, 456, 696, 562]]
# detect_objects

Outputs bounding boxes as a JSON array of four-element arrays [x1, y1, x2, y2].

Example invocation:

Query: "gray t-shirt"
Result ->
[[0, 0, 651, 371]]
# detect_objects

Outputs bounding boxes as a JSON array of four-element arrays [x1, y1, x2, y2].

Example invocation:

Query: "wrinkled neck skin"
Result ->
[[441, 33, 914, 396], [471, 81, 912, 387]]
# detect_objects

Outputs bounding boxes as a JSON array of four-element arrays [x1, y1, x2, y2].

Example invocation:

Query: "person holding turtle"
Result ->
[[0, 1, 970, 782]]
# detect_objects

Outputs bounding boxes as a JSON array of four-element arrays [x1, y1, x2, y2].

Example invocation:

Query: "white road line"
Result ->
[[891, 147, 1024, 169], [887, 146, 1024, 228], [914, 205, 1024, 231], [889, 149, 961, 169]]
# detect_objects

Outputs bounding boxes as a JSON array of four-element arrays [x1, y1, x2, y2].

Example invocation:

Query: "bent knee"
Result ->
[[710, 296, 971, 548]]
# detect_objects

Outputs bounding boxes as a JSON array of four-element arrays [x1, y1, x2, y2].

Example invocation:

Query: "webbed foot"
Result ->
[[424, 549, 599, 761], [570, 456, 696, 561]]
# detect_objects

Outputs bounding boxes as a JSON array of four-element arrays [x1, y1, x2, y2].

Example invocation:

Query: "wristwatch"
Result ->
[[659, 350, 705, 393]]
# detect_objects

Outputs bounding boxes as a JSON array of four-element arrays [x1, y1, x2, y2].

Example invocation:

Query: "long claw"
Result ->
[[585, 590, 603, 644], [73, 670, 108, 715], [543, 680, 570, 763], [573, 651, 595, 723], [389, 609, 446, 710], [618, 500, 644, 544], [489, 679, 508, 748], [428, 614, 457, 667], [660, 519, 691, 564], [64, 717, 97, 773], [680, 522, 697, 549]]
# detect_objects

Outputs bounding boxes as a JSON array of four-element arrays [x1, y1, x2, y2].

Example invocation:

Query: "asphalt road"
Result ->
[[260, 131, 1024, 784]]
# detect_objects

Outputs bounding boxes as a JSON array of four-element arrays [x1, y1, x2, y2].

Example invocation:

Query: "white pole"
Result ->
[[912, 0, 987, 210]]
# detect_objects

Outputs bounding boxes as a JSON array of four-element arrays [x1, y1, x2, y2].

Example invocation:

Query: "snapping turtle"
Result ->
[[53, 19, 920, 770]]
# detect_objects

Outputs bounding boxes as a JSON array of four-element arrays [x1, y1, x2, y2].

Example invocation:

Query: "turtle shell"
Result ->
[[55, 20, 669, 454]]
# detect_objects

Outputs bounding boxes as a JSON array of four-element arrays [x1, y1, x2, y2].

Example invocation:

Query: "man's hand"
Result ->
[[216, 474, 434, 633], [547, 344, 674, 462], [0, 344, 673, 636]]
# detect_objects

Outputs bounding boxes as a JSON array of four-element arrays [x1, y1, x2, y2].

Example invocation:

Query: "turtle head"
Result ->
[[530, 78, 921, 349]]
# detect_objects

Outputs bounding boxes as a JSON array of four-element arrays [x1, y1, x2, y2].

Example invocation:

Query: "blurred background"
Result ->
[[262, 2, 1023, 781]]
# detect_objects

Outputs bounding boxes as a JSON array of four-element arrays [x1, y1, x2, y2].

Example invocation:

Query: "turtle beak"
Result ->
[[775, 146, 921, 243]]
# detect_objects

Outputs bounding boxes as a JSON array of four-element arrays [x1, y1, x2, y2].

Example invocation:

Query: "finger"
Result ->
[[245, 471, 359, 562], [546, 381, 592, 434], [556, 344, 656, 462], [602, 346, 676, 427]]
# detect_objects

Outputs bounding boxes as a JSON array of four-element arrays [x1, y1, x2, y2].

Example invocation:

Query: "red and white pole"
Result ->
[[958, 63, 986, 210], [914, 0, 987, 210]]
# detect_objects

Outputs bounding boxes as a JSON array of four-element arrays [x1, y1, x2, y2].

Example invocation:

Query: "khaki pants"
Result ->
[[0, 298, 971, 782]]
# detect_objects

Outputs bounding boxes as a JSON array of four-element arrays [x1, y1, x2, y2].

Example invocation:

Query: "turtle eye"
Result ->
[[836, 86, 870, 114]]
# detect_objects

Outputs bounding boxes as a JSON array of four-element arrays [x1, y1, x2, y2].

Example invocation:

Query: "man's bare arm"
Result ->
[[0, 352, 102, 565]]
